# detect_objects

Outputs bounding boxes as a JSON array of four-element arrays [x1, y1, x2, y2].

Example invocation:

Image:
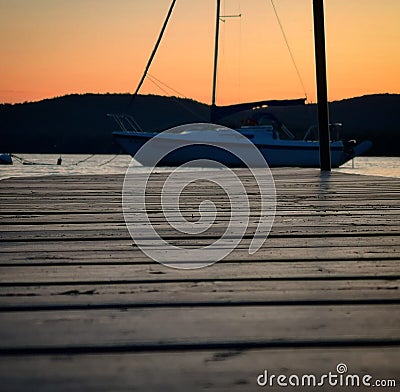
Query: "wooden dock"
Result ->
[[0, 168, 399, 391]]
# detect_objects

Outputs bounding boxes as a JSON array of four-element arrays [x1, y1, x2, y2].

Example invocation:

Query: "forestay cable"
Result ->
[[270, 0, 308, 100]]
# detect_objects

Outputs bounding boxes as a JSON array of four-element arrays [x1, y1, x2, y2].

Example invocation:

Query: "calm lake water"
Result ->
[[0, 154, 399, 180]]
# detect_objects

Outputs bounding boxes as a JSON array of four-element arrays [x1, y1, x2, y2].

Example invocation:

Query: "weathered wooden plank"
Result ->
[[1, 204, 399, 216], [1, 347, 398, 391], [1, 210, 400, 226], [2, 189, 398, 200], [2, 213, 400, 233], [1, 249, 399, 266], [1, 196, 399, 210], [0, 279, 398, 309], [1, 168, 397, 185], [1, 234, 399, 249], [2, 214, 400, 229], [1, 233, 399, 265], [0, 261, 399, 285], [2, 226, 400, 242], [0, 305, 399, 351]]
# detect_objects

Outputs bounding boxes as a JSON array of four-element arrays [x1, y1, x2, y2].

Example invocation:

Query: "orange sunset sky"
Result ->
[[1, 0, 399, 105]]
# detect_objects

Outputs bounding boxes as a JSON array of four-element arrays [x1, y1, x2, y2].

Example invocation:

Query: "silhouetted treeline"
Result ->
[[1, 93, 399, 156], [0, 94, 209, 154]]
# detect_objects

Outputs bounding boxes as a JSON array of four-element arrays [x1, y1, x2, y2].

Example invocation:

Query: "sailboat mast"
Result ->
[[211, 0, 221, 116], [130, 0, 177, 103]]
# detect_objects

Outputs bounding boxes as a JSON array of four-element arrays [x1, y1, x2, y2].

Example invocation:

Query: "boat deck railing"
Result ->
[[107, 113, 143, 133]]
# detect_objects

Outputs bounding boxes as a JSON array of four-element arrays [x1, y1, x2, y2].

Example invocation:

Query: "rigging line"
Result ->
[[99, 153, 119, 167], [147, 73, 189, 100], [73, 154, 96, 166], [146, 76, 209, 122], [10, 154, 24, 164], [270, 0, 308, 100], [231, 0, 242, 103], [129, 0, 177, 106], [237, 0, 242, 103], [10, 154, 54, 166], [146, 75, 173, 96]]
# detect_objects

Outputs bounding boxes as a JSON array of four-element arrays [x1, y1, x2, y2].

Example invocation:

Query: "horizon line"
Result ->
[[1, 91, 398, 107]]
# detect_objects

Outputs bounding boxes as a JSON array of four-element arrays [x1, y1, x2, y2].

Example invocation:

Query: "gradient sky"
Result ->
[[1, 0, 399, 105]]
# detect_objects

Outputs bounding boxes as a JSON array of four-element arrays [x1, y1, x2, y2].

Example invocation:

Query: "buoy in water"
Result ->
[[57, 156, 62, 165]]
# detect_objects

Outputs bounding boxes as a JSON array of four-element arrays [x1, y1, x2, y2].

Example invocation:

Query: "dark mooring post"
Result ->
[[313, 0, 331, 171]]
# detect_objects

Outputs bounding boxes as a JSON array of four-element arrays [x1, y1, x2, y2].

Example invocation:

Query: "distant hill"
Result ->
[[1, 93, 399, 156], [0, 94, 209, 154]]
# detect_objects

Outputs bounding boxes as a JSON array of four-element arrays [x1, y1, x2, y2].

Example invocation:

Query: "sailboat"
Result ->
[[112, 0, 371, 168]]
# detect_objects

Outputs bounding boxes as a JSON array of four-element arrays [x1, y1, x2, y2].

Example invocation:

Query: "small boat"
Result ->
[[0, 153, 12, 165], [113, 112, 371, 168], [112, 0, 371, 168]]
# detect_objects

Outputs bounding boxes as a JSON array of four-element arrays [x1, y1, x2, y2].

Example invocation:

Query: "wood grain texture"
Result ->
[[1, 347, 399, 392], [0, 168, 399, 390]]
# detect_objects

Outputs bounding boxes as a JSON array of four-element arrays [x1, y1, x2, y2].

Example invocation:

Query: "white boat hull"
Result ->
[[113, 129, 372, 168]]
